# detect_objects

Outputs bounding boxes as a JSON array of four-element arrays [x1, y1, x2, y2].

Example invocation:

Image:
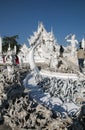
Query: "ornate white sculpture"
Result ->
[[18, 44, 30, 65], [5, 45, 13, 65], [65, 34, 78, 56]]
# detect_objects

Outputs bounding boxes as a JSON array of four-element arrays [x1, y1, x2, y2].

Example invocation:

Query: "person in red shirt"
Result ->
[[15, 55, 19, 64]]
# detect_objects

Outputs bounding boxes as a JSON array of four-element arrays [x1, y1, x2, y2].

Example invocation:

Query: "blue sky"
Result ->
[[0, 0, 85, 46]]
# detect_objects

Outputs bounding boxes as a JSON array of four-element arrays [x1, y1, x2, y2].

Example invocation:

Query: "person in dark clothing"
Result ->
[[59, 45, 64, 57], [77, 45, 85, 72]]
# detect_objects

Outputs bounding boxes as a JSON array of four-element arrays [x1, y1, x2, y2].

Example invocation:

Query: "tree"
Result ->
[[2, 35, 21, 54]]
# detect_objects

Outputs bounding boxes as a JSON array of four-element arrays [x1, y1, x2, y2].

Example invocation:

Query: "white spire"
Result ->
[[14, 45, 16, 54], [51, 26, 53, 33], [8, 44, 11, 51], [81, 37, 85, 50], [0, 36, 2, 54]]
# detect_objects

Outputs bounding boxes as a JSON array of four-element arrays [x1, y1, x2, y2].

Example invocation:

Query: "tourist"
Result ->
[[15, 55, 19, 64], [77, 43, 85, 72], [59, 45, 64, 57], [3, 55, 5, 63]]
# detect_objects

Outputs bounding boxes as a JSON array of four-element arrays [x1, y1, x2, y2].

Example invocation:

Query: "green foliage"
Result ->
[[2, 35, 21, 54]]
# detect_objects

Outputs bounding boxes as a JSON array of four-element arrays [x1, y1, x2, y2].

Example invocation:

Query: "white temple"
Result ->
[[27, 23, 61, 69], [0, 22, 85, 78]]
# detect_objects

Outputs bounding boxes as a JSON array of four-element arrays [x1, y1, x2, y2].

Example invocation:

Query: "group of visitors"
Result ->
[[3, 54, 19, 65], [59, 42, 85, 73]]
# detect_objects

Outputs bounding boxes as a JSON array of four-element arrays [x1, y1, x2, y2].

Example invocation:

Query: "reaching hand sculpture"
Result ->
[[66, 34, 78, 48], [65, 34, 78, 56]]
